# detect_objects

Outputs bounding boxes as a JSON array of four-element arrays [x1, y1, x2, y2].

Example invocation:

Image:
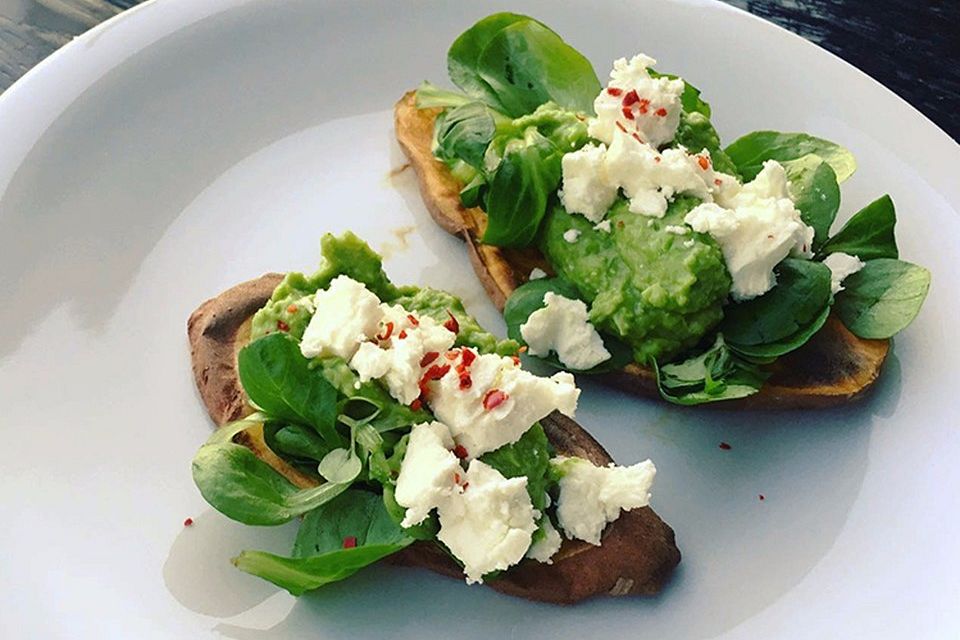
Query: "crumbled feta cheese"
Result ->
[[664, 225, 689, 235], [823, 252, 865, 294], [300, 276, 383, 360], [683, 238, 696, 248], [436, 460, 538, 584], [553, 456, 656, 546], [563, 229, 581, 243], [526, 518, 563, 564], [520, 292, 611, 370], [559, 143, 619, 222], [394, 422, 460, 527], [427, 350, 579, 459], [594, 220, 612, 233], [349, 303, 456, 404], [528, 267, 548, 280], [685, 161, 815, 301], [589, 54, 684, 149]]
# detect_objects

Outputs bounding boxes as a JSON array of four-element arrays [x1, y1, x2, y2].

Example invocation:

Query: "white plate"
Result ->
[[1, 1, 957, 638]]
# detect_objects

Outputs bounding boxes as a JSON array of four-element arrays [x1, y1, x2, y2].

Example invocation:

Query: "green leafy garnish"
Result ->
[[725, 131, 857, 182], [818, 195, 899, 260], [233, 490, 414, 595], [654, 335, 769, 405], [480, 423, 553, 513], [448, 13, 599, 117], [784, 155, 840, 251], [238, 333, 343, 447], [834, 259, 931, 339], [721, 259, 833, 353]]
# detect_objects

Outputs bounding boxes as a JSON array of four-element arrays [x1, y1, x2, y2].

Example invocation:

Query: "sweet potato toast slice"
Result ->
[[187, 274, 681, 604], [394, 92, 890, 408]]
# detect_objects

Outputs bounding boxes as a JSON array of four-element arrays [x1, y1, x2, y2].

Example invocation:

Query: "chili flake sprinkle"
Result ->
[[376, 322, 394, 342], [407, 314, 419, 326], [276, 320, 290, 332], [342, 536, 357, 549], [410, 398, 423, 412], [453, 444, 469, 460], [420, 351, 440, 367], [286, 304, 298, 313], [183, 517, 194, 527], [482, 389, 509, 411], [655, 107, 668, 117], [606, 87, 623, 96], [444, 311, 460, 334], [719, 442, 732, 450], [398, 329, 408, 340], [697, 156, 711, 171]]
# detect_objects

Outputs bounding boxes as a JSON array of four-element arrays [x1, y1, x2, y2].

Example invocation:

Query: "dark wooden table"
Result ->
[[1, 0, 957, 141]]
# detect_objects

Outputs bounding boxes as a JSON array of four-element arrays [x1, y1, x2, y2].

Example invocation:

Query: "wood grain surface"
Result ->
[[0, 0, 957, 142]]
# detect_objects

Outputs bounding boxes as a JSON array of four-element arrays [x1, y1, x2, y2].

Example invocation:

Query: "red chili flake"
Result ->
[[654, 156, 661, 163], [410, 398, 423, 412], [420, 351, 440, 367], [697, 156, 710, 171], [453, 444, 468, 459], [606, 87, 623, 96], [632, 132, 644, 144], [461, 482, 469, 491], [714, 178, 723, 186], [622, 90, 640, 106], [483, 389, 509, 411], [638, 98, 650, 114], [759, 494, 766, 501], [445, 350, 460, 361], [512, 355, 521, 366], [460, 348, 477, 367], [276, 320, 290, 332], [286, 304, 298, 313], [621, 106, 636, 120], [376, 321, 394, 342], [398, 329, 408, 340], [183, 517, 194, 527], [407, 314, 419, 326], [719, 442, 732, 450], [802, 244, 808, 253], [459, 373, 472, 390], [342, 536, 357, 549], [518, 345, 528, 354], [443, 311, 459, 334], [419, 363, 451, 398], [615, 121, 628, 133], [454, 473, 461, 484], [655, 107, 668, 117]]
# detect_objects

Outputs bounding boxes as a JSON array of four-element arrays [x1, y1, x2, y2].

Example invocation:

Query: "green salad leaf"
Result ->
[[449, 13, 600, 117], [784, 155, 840, 251], [503, 277, 634, 372], [263, 422, 333, 469], [818, 195, 899, 260], [674, 111, 739, 176], [834, 258, 931, 339], [433, 101, 498, 170], [415, 81, 474, 110], [192, 437, 349, 526], [654, 334, 769, 405], [233, 490, 414, 595], [725, 131, 857, 183], [721, 259, 833, 350], [482, 126, 562, 247], [238, 333, 343, 447]]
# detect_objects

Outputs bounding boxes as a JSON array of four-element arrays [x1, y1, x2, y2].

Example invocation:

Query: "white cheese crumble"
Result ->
[[559, 143, 618, 223], [300, 275, 383, 360], [528, 267, 548, 281], [350, 303, 456, 404], [823, 252, 865, 294], [589, 54, 684, 149], [685, 160, 815, 301], [594, 219, 612, 233], [394, 421, 460, 527], [664, 225, 689, 235], [436, 459, 538, 584], [520, 292, 611, 370], [427, 349, 579, 459], [563, 228, 581, 243], [526, 518, 563, 564], [553, 456, 656, 546]]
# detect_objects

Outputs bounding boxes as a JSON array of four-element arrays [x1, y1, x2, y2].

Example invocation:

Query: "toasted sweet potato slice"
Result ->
[[394, 91, 890, 408], [187, 275, 681, 604]]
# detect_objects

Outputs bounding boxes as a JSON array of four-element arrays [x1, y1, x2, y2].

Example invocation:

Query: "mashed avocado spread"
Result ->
[[540, 196, 730, 363]]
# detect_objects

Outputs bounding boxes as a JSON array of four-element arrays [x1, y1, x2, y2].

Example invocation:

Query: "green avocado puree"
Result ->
[[540, 197, 730, 363]]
